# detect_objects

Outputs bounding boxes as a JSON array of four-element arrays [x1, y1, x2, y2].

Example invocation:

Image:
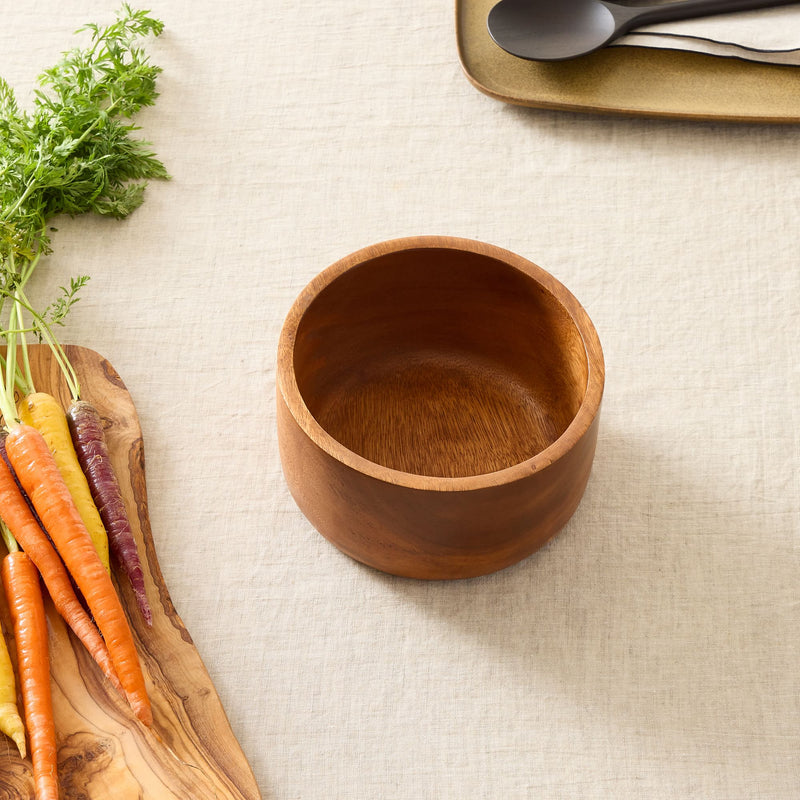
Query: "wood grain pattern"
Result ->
[[0, 345, 261, 800], [456, 0, 800, 122], [277, 236, 604, 579]]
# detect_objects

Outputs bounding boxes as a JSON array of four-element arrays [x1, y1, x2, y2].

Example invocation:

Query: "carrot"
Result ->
[[18, 392, 110, 573], [67, 400, 152, 626], [0, 453, 122, 693], [0, 601, 26, 757], [9, 299, 152, 627], [5, 423, 152, 727], [0, 430, 43, 530], [2, 549, 58, 800]]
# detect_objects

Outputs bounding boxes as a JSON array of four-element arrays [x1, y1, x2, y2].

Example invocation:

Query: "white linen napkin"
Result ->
[[614, 5, 800, 65]]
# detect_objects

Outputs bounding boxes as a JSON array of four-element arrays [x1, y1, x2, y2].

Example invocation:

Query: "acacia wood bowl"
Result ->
[[277, 237, 604, 579]]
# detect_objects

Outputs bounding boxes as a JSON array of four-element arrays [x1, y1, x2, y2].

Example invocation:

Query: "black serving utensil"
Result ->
[[487, 0, 800, 61]]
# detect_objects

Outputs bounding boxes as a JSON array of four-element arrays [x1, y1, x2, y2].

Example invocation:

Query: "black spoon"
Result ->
[[487, 0, 800, 61]]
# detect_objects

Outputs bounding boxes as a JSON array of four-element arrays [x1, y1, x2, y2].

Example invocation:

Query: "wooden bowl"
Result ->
[[277, 237, 604, 579]]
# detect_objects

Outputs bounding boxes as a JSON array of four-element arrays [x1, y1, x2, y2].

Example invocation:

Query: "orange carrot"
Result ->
[[18, 393, 110, 572], [0, 454, 122, 694], [5, 423, 152, 727], [2, 550, 59, 800]]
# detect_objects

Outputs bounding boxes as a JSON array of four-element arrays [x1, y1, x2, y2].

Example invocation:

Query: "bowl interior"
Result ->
[[292, 247, 589, 478]]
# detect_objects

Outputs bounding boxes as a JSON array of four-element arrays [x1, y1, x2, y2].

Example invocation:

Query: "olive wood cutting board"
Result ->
[[0, 345, 261, 800]]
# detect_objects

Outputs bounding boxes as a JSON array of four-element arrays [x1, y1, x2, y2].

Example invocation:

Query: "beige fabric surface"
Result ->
[[1, 2, 799, 798]]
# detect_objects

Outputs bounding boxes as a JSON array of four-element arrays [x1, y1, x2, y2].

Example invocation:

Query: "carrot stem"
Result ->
[[17, 287, 80, 400], [0, 287, 80, 400], [0, 520, 18, 555]]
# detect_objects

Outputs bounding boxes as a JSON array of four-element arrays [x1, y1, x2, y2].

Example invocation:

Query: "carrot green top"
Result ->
[[0, 4, 169, 412]]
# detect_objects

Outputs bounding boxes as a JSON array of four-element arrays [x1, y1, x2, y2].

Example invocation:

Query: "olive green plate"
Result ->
[[457, 0, 800, 122]]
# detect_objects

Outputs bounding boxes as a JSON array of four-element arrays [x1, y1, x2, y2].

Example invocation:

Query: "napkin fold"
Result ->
[[615, 5, 800, 65]]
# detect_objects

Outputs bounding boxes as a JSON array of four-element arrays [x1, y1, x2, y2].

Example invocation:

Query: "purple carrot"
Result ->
[[66, 399, 152, 626]]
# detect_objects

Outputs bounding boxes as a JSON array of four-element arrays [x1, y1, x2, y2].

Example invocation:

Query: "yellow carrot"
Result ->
[[0, 618, 25, 758], [17, 392, 110, 572], [0, 521, 25, 762]]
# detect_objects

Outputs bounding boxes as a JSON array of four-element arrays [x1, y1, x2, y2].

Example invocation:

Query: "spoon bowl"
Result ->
[[487, 0, 800, 62], [488, 0, 619, 61]]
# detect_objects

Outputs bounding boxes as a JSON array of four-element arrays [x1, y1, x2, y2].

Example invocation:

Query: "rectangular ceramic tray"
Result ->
[[457, 0, 800, 122]]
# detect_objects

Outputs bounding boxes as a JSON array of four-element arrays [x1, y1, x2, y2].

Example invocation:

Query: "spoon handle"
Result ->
[[627, 0, 800, 28]]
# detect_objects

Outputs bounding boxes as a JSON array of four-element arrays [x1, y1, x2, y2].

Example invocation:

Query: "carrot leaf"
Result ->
[[41, 275, 90, 332], [0, 4, 168, 276], [0, 5, 167, 411]]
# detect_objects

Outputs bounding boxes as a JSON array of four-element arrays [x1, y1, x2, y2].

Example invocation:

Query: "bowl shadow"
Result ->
[[365, 426, 799, 784]]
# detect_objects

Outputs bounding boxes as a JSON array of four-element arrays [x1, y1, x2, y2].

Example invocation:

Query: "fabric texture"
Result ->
[[1, 2, 798, 798]]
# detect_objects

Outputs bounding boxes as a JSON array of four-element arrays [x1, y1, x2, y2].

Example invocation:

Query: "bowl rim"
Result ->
[[277, 236, 605, 492]]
